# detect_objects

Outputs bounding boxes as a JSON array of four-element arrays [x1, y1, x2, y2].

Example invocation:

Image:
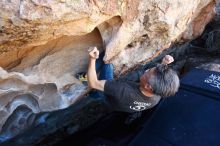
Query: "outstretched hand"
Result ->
[[88, 47, 99, 59], [162, 55, 174, 65]]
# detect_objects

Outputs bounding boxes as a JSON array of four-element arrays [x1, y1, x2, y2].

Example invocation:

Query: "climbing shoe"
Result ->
[[76, 72, 88, 86]]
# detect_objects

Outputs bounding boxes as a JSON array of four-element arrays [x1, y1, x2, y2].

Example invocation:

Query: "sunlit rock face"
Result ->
[[0, 0, 217, 140], [0, 28, 103, 138], [0, 0, 216, 68]]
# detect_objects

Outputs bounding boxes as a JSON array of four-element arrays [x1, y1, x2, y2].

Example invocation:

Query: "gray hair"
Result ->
[[149, 64, 180, 97]]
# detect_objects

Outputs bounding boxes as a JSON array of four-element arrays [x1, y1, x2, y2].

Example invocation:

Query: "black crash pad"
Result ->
[[180, 68, 220, 99]]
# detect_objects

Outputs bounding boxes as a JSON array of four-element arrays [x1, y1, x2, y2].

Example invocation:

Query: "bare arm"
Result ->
[[87, 47, 106, 91]]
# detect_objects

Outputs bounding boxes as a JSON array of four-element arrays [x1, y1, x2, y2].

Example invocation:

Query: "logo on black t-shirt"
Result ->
[[129, 101, 151, 111]]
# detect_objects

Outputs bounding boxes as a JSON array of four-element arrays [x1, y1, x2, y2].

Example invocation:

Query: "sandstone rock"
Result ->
[[0, 0, 217, 139], [0, 28, 102, 133], [111, 0, 216, 74], [0, 0, 216, 66]]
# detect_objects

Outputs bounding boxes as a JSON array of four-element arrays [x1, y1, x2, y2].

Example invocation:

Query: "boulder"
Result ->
[[0, 0, 217, 139]]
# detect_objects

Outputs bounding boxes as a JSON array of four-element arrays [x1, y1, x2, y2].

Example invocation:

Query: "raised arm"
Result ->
[[87, 47, 106, 91]]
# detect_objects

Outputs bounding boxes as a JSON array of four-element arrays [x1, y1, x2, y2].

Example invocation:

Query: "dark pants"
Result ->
[[90, 52, 114, 99]]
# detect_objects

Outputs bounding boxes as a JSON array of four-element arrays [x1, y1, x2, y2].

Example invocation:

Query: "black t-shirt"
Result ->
[[104, 80, 161, 113]]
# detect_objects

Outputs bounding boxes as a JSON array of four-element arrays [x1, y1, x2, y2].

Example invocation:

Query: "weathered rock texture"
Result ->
[[0, 0, 217, 140], [0, 0, 216, 69]]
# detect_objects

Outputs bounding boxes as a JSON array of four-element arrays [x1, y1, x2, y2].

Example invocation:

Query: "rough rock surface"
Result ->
[[0, 0, 216, 69], [0, 0, 217, 141]]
